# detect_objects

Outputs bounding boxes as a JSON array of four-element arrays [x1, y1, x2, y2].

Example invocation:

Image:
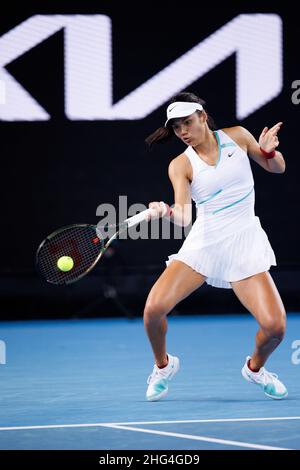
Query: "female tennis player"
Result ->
[[144, 92, 287, 401]]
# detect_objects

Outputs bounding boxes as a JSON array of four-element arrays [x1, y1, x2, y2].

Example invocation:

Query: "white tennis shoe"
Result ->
[[242, 356, 288, 400], [146, 353, 180, 401]]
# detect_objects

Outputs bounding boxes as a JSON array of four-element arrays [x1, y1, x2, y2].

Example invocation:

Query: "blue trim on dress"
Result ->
[[212, 187, 254, 215], [196, 189, 223, 206], [220, 142, 237, 148]]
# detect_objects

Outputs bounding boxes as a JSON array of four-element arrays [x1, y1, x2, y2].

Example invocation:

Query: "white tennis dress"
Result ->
[[166, 129, 276, 289]]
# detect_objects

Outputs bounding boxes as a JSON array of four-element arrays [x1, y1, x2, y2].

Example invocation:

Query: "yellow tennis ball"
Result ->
[[57, 256, 74, 272]]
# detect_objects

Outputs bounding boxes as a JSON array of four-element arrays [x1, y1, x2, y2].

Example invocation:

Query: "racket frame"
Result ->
[[36, 208, 156, 285]]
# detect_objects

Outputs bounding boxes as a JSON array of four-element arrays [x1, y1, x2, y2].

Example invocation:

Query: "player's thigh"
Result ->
[[230, 271, 286, 332], [145, 260, 207, 312]]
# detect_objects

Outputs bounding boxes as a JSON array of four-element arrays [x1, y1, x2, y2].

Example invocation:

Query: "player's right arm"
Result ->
[[148, 154, 192, 227]]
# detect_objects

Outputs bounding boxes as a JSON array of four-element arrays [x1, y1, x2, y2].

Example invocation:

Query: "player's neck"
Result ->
[[193, 129, 217, 157]]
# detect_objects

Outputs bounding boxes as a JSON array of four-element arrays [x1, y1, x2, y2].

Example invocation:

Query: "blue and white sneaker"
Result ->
[[242, 356, 288, 400], [146, 353, 180, 401]]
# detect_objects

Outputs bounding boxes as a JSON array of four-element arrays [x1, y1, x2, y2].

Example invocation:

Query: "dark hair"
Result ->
[[145, 92, 216, 148]]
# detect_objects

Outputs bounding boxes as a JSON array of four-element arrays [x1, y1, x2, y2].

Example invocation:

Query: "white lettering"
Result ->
[[0, 14, 282, 121]]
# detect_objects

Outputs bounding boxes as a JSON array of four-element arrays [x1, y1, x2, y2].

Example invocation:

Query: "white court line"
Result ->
[[0, 416, 299, 431], [106, 424, 291, 450], [92, 416, 300, 426]]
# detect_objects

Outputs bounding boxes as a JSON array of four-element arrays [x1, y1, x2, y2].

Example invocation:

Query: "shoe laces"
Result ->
[[147, 365, 168, 385], [260, 368, 278, 386]]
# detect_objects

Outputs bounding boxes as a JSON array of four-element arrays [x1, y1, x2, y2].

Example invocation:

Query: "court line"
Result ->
[[105, 424, 291, 450], [93, 416, 300, 426], [0, 416, 299, 431]]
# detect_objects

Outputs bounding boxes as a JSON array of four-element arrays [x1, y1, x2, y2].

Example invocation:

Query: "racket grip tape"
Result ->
[[125, 208, 158, 228]]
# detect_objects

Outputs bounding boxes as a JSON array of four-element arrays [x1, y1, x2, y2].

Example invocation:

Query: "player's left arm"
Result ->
[[238, 124, 286, 173]]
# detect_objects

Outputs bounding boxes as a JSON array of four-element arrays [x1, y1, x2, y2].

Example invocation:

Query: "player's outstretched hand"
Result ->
[[259, 122, 282, 153]]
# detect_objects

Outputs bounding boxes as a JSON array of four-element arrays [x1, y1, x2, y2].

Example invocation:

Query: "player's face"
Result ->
[[171, 112, 206, 146]]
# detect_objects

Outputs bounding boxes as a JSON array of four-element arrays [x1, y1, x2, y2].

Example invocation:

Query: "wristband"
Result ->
[[260, 147, 276, 159]]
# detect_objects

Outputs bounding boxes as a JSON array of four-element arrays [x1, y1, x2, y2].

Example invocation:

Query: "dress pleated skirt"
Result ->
[[165, 216, 276, 289]]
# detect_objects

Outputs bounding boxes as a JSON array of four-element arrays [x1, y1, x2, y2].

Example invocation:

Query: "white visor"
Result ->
[[164, 101, 203, 127]]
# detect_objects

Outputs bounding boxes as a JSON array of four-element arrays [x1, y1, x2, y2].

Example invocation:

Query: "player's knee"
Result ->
[[262, 310, 286, 340], [143, 298, 172, 322]]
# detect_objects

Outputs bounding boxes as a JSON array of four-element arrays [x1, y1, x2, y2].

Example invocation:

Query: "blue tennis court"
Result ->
[[0, 313, 299, 450]]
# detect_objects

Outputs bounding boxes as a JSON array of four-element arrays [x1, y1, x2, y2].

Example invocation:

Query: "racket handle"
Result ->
[[125, 208, 157, 228]]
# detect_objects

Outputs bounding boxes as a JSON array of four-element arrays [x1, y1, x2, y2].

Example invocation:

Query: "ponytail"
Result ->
[[145, 125, 174, 147]]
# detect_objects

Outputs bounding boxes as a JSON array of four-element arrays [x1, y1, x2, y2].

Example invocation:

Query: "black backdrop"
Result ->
[[1, 1, 299, 316]]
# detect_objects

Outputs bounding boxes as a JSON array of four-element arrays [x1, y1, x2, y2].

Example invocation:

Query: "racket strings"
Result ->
[[37, 226, 104, 285]]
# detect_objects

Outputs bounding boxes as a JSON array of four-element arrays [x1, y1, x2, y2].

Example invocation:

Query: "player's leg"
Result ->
[[231, 271, 288, 399], [144, 260, 207, 367], [231, 271, 286, 368]]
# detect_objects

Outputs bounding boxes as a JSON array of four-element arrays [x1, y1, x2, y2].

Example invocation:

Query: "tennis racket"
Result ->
[[36, 208, 157, 285]]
